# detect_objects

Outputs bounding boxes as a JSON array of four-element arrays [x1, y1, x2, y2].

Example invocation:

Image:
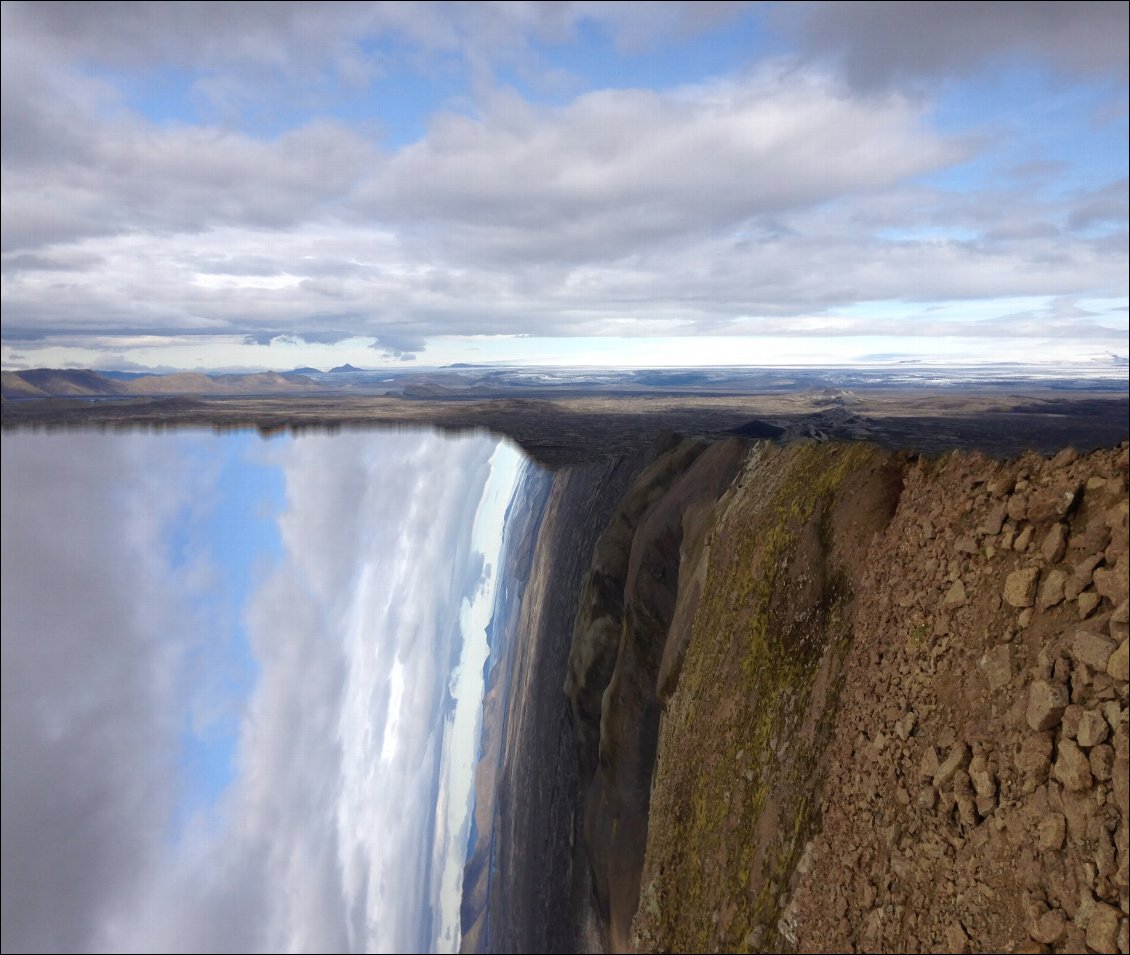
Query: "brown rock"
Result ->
[[1032, 908, 1067, 945], [955, 535, 979, 555], [1037, 569, 1067, 610], [919, 745, 940, 781], [1076, 710, 1110, 748], [1053, 738, 1092, 791], [1026, 681, 1070, 731], [1041, 523, 1068, 563], [980, 501, 1008, 535], [1094, 562, 1128, 607], [934, 742, 971, 789], [1028, 482, 1081, 523], [969, 754, 996, 797], [1062, 704, 1084, 739], [1037, 812, 1066, 850], [944, 579, 969, 609], [1050, 447, 1079, 469], [1089, 744, 1114, 781], [1106, 638, 1128, 683], [980, 645, 1012, 690], [1084, 901, 1121, 954], [1017, 733, 1054, 784], [1072, 630, 1117, 672], [1078, 591, 1101, 619], [894, 711, 916, 741], [1006, 567, 1041, 608], [1008, 494, 1028, 522]]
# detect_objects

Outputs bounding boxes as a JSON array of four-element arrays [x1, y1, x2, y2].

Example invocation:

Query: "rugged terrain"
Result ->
[[5, 381, 1128, 952], [574, 439, 1129, 953]]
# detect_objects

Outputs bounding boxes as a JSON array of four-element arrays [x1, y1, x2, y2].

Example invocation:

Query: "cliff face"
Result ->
[[564, 438, 1128, 954]]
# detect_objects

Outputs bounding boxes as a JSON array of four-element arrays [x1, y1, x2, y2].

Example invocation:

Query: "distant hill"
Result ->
[[2, 368, 323, 399], [16, 368, 123, 397], [328, 363, 363, 373], [287, 366, 324, 376]]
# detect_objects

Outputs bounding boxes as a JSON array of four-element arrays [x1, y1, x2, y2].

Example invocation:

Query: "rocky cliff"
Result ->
[[564, 438, 1128, 953]]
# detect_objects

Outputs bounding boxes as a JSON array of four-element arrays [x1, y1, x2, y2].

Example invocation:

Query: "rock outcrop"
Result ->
[[570, 438, 1128, 954]]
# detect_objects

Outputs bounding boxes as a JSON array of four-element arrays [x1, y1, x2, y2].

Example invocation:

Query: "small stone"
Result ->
[[934, 742, 970, 789], [919, 745, 940, 781], [918, 786, 937, 810], [944, 579, 968, 609], [1028, 482, 1081, 522], [1089, 744, 1114, 781], [1051, 447, 1079, 469], [969, 754, 996, 797], [955, 535, 979, 555], [1014, 525, 1035, 552], [956, 791, 978, 827], [1113, 600, 1129, 625], [980, 645, 1012, 690], [1026, 680, 1070, 731], [1038, 812, 1066, 851], [1042, 523, 1069, 563], [1106, 638, 1128, 683], [1078, 591, 1101, 619], [1073, 630, 1117, 672], [1018, 607, 1033, 629], [945, 920, 971, 953], [1017, 733, 1054, 784], [1077, 710, 1110, 748], [975, 792, 996, 816], [1062, 704, 1084, 739], [980, 502, 1008, 535], [1100, 700, 1122, 731], [1032, 908, 1067, 944], [894, 711, 917, 741], [1094, 562, 1129, 607], [1084, 901, 1121, 954], [1053, 738, 1092, 791], [1086, 476, 1108, 490], [1005, 567, 1040, 607], [1038, 569, 1067, 610]]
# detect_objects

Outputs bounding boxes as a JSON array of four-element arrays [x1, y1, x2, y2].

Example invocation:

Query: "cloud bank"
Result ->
[[1, 428, 509, 953], [1, 1, 1125, 366]]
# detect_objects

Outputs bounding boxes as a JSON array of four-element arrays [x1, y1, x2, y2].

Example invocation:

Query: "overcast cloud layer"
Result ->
[[1, 429, 508, 953], [1, 1, 1126, 369]]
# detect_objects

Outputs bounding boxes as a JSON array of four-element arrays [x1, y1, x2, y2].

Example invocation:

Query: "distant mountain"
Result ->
[[287, 366, 324, 376], [328, 363, 363, 373], [2, 368, 323, 399], [16, 368, 123, 397], [97, 370, 152, 381]]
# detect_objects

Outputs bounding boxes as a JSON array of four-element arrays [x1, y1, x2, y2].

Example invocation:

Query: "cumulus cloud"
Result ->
[[787, 1, 1129, 90], [2, 429, 503, 953], [0, 1, 1126, 361], [1, 434, 213, 953]]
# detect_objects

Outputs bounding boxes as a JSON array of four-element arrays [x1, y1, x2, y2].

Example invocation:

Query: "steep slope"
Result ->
[[626, 441, 1128, 953]]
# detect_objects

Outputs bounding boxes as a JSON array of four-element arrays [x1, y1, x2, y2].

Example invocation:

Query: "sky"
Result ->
[[1, 1, 1126, 372], [1, 427, 529, 954]]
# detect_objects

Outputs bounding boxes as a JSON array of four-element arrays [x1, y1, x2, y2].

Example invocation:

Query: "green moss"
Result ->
[[640, 443, 874, 952]]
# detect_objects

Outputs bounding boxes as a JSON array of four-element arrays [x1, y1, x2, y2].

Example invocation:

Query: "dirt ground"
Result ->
[[633, 440, 1128, 954]]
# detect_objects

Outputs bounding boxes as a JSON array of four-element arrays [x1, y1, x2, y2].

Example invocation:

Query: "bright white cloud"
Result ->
[[2, 1, 1126, 367], [1, 428, 527, 954]]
